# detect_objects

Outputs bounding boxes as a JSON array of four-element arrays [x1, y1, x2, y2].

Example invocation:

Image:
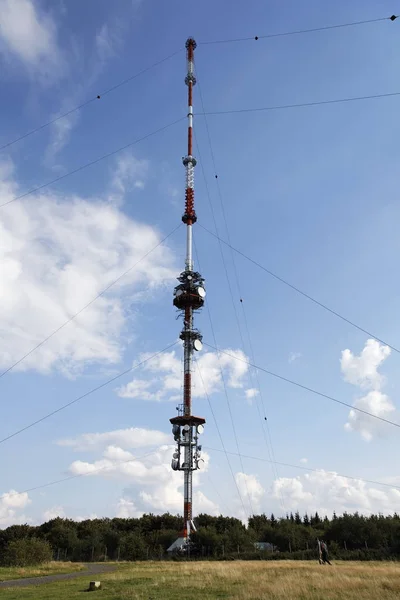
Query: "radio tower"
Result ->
[[169, 38, 206, 551]]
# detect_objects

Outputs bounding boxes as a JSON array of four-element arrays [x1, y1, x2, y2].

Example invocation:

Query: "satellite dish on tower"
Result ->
[[193, 339, 203, 351], [197, 287, 206, 298], [197, 424, 204, 435]]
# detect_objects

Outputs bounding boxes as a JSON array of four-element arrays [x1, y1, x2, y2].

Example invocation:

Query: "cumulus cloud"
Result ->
[[75, 513, 98, 522], [344, 390, 395, 442], [341, 339, 390, 390], [300, 458, 308, 464], [0, 0, 61, 80], [117, 348, 249, 401], [43, 505, 65, 521], [245, 388, 259, 404], [270, 470, 400, 517], [58, 427, 170, 452], [236, 472, 265, 515], [68, 438, 217, 517], [0, 490, 31, 528], [340, 339, 395, 441], [116, 497, 140, 518], [0, 159, 176, 376]]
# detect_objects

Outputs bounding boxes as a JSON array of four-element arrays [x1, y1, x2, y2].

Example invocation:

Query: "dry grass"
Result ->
[[108, 561, 400, 600], [1, 560, 400, 599], [0, 561, 84, 582]]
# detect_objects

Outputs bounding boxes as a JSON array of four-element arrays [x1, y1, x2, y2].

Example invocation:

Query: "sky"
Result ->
[[0, 0, 399, 527]]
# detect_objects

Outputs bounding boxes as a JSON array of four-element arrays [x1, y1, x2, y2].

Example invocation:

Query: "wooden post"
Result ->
[[91, 546, 95, 562], [117, 547, 121, 562], [344, 541, 347, 551], [104, 546, 107, 562], [289, 540, 292, 553], [237, 545, 240, 558], [64, 548, 67, 560], [365, 540, 368, 550], [57, 548, 60, 561], [222, 544, 225, 557]]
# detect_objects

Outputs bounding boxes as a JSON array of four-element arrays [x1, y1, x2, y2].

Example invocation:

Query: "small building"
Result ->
[[167, 537, 186, 554], [254, 542, 275, 552]]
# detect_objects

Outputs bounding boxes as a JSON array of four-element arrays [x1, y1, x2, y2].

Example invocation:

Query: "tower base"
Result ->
[[167, 537, 187, 554]]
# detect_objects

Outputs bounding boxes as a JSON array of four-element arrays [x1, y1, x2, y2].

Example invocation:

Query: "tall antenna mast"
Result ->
[[169, 38, 206, 550]]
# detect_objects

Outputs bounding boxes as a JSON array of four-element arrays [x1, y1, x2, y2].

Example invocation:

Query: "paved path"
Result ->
[[0, 563, 116, 588]]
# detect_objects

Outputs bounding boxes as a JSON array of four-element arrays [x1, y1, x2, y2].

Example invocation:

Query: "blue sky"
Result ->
[[0, 0, 399, 525]]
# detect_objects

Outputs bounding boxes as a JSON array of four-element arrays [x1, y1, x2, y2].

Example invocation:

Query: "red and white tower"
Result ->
[[170, 38, 206, 548]]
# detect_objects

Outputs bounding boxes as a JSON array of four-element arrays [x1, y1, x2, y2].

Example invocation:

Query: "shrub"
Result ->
[[1, 537, 53, 567]]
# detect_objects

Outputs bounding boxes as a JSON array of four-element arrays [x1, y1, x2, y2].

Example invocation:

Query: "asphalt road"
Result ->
[[0, 563, 116, 588]]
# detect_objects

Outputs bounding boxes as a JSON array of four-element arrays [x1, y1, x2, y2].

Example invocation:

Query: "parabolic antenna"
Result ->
[[175, 289, 183, 297], [197, 424, 204, 435], [193, 339, 203, 351], [197, 287, 206, 298]]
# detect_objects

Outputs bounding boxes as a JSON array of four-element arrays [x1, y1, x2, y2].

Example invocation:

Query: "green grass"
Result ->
[[1, 561, 400, 599], [0, 561, 85, 582]]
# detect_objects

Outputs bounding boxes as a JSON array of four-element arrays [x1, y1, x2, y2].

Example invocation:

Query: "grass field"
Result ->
[[0, 561, 84, 582], [1, 560, 400, 599]]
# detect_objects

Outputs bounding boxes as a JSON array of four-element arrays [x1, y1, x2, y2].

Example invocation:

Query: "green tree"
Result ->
[[121, 532, 148, 560]]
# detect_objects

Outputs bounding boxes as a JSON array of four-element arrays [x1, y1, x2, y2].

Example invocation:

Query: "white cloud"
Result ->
[[0, 490, 31, 528], [288, 352, 302, 364], [236, 472, 264, 514], [300, 458, 308, 464], [68, 438, 217, 517], [340, 339, 395, 440], [344, 390, 395, 442], [0, 0, 61, 79], [75, 513, 98, 522], [116, 497, 140, 518], [111, 153, 149, 202], [96, 24, 116, 63], [341, 339, 390, 390], [45, 15, 127, 160], [270, 470, 400, 517], [45, 111, 79, 167], [95, 18, 125, 65], [245, 388, 259, 404], [0, 159, 176, 376], [43, 505, 65, 521], [117, 348, 249, 401], [58, 427, 170, 452]]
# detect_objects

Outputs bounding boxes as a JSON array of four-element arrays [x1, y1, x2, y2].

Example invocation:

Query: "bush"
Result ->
[[1, 537, 53, 567]]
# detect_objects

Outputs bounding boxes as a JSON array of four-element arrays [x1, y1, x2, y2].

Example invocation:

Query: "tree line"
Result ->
[[1, 511, 400, 566]]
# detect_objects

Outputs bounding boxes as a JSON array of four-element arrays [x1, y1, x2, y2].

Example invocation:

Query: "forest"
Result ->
[[1, 511, 400, 565]]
